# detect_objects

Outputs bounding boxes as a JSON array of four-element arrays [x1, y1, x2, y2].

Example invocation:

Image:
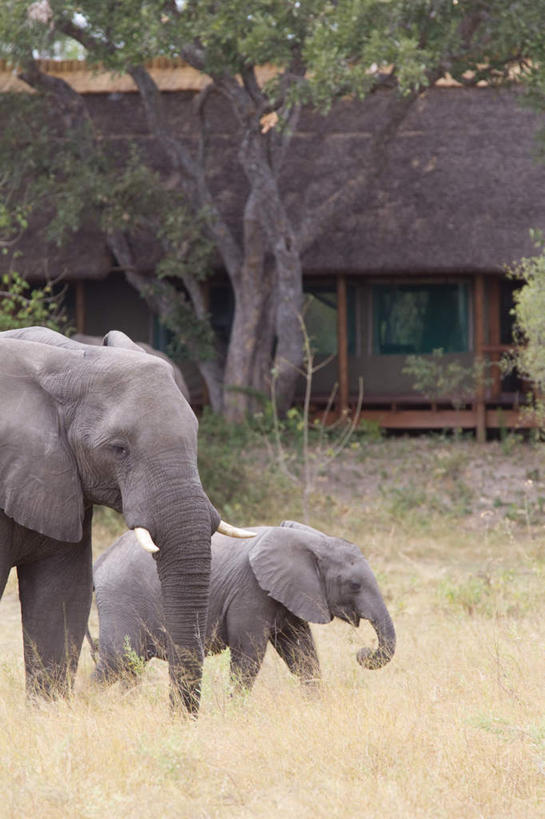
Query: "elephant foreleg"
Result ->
[[17, 513, 93, 699], [0, 513, 14, 600], [270, 615, 320, 687]]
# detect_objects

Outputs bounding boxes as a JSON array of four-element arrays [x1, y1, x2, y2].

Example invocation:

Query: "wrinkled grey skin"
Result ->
[[73, 333, 190, 401], [90, 521, 395, 690], [0, 326, 218, 713]]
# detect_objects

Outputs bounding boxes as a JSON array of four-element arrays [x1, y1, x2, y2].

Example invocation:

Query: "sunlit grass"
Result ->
[[2, 519, 545, 816]]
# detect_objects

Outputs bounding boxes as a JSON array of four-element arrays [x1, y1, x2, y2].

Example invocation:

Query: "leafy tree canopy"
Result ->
[[1, 1, 534, 107]]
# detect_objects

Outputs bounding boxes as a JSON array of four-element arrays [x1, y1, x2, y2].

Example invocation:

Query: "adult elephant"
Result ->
[[89, 520, 395, 690], [0, 326, 250, 713]]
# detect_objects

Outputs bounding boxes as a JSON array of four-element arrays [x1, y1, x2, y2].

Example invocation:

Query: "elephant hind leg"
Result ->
[[270, 614, 320, 687], [92, 656, 141, 688], [92, 625, 150, 688], [229, 641, 267, 692]]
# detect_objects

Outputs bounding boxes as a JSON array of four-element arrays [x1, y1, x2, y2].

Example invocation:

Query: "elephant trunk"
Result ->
[[152, 491, 213, 714], [357, 607, 396, 670]]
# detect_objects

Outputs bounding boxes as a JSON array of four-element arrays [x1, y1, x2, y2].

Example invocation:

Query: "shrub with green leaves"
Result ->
[[0, 271, 70, 333], [509, 250, 545, 409], [403, 348, 487, 410]]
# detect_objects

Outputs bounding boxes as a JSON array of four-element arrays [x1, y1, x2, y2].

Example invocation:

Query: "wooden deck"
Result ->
[[310, 393, 539, 432], [359, 407, 536, 430]]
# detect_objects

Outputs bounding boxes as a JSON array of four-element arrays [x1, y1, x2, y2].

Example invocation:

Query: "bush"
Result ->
[[0, 271, 70, 333], [197, 408, 293, 522]]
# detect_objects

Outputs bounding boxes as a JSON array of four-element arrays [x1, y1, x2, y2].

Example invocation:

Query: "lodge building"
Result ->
[[1, 58, 544, 438]]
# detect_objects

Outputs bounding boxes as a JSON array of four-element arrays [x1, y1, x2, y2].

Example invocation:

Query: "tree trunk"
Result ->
[[236, 131, 305, 414], [251, 260, 276, 396], [223, 192, 274, 421]]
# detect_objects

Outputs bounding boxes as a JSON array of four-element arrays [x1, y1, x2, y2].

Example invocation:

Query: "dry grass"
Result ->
[[2, 438, 545, 817]]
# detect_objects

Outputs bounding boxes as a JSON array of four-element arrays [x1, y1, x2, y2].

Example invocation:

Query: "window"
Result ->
[[304, 286, 356, 356], [372, 283, 469, 355]]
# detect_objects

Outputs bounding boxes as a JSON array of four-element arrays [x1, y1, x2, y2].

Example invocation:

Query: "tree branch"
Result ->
[[17, 57, 93, 133], [128, 64, 243, 281]]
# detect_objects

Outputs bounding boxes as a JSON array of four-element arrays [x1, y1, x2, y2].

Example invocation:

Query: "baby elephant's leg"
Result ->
[[226, 607, 269, 692], [270, 614, 320, 687]]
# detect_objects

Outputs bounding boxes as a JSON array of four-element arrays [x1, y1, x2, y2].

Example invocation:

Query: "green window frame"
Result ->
[[372, 282, 470, 355]]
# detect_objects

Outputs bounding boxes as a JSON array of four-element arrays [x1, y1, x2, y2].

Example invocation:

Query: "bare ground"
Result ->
[[318, 434, 545, 532]]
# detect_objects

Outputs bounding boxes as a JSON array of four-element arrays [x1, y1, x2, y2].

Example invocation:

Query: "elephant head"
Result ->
[[0, 327, 250, 712], [249, 520, 395, 669]]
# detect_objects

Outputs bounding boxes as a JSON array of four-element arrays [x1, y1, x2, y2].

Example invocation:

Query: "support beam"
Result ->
[[474, 273, 486, 442], [488, 277, 501, 398], [336, 274, 349, 415]]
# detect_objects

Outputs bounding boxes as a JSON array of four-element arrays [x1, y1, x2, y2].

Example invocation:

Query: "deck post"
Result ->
[[488, 277, 502, 399], [336, 274, 349, 415], [474, 273, 486, 442], [75, 279, 85, 333]]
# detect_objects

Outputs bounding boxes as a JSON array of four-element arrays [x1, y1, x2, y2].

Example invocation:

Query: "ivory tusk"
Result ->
[[217, 520, 256, 538], [134, 527, 160, 554]]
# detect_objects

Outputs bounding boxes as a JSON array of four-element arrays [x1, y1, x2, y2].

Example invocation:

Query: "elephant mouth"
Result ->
[[337, 609, 361, 627]]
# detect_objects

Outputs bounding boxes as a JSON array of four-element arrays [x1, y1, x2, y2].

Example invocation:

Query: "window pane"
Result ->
[[304, 287, 356, 355], [373, 283, 469, 355]]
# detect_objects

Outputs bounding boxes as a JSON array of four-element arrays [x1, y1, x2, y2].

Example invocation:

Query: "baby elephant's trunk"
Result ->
[[357, 610, 396, 669]]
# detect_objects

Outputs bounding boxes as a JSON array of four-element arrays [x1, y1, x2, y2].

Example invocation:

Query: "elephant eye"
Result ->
[[109, 443, 128, 458], [349, 580, 362, 592]]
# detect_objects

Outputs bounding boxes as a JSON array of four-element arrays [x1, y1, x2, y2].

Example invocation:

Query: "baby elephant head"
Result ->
[[249, 521, 395, 670]]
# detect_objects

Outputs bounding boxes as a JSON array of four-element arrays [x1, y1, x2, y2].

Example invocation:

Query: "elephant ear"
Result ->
[[0, 341, 84, 543], [102, 330, 145, 353], [249, 528, 332, 624]]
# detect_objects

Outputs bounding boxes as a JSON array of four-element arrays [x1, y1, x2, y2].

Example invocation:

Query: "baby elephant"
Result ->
[[90, 521, 395, 690]]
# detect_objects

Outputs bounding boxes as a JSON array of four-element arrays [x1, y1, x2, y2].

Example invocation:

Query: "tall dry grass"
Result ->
[[2, 436, 545, 817], [1, 519, 545, 816]]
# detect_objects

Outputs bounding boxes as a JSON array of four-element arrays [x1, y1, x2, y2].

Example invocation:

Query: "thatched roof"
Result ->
[[300, 86, 545, 275], [1, 63, 544, 281]]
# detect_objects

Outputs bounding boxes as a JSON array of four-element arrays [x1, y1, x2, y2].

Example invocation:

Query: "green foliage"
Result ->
[[403, 348, 487, 410], [1, 1, 531, 111], [0, 93, 214, 359], [0, 97, 205, 255], [122, 636, 147, 677], [159, 291, 216, 363], [509, 252, 545, 401], [0, 271, 70, 332], [197, 408, 293, 520], [0, 201, 29, 242]]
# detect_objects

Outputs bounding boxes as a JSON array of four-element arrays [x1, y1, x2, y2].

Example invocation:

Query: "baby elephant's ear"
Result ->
[[249, 528, 332, 624]]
